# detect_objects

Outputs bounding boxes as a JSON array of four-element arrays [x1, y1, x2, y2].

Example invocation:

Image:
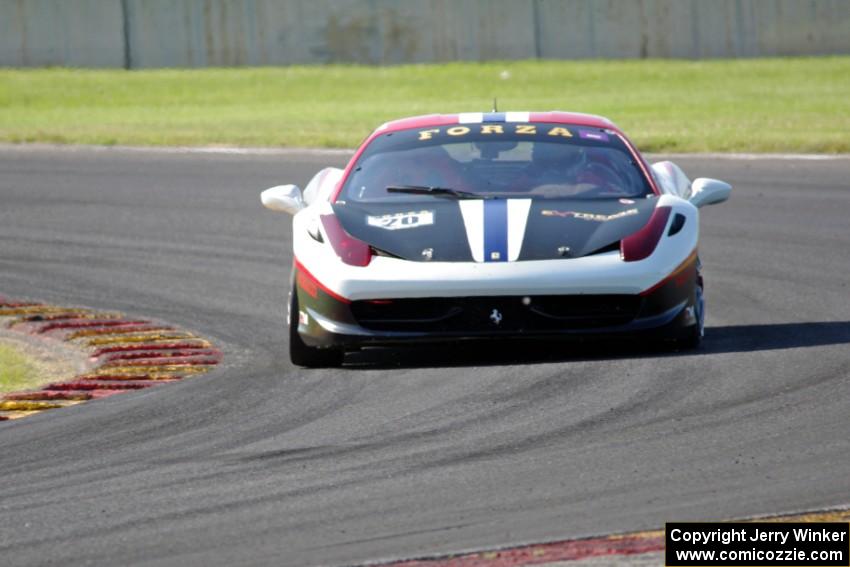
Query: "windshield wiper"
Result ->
[[386, 185, 494, 200]]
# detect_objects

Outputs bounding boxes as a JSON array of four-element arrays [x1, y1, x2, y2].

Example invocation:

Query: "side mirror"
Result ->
[[651, 161, 691, 197], [689, 178, 731, 208], [261, 185, 304, 215]]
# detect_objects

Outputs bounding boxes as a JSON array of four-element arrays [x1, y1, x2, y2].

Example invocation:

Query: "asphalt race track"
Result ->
[[1, 147, 849, 567]]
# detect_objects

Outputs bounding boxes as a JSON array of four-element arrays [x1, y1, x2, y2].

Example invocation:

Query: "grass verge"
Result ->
[[1, 57, 848, 152], [0, 341, 40, 394]]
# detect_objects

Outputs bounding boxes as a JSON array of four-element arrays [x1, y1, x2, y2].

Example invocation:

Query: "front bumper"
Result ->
[[291, 254, 699, 349]]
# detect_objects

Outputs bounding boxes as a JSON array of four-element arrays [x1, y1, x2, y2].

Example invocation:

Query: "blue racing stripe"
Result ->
[[483, 112, 506, 123], [483, 199, 508, 262]]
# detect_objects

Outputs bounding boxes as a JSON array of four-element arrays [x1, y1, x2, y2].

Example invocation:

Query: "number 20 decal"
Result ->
[[367, 210, 435, 230]]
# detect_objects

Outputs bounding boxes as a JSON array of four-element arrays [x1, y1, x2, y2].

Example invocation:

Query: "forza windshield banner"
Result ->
[[666, 522, 849, 566]]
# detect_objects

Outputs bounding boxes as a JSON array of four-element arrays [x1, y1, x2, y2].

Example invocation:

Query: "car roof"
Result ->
[[376, 111, 619, 135]]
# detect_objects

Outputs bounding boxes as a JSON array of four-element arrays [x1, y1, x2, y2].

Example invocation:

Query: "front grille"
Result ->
[[350, 295, 641, 333]]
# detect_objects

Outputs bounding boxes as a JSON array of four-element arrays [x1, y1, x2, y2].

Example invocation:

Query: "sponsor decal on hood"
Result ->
[[541, 208, 639, 222]]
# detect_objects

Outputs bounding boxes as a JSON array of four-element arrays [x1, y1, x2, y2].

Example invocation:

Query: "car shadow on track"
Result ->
[[342, 321, 850, 369], [702, 321, 850, 355]]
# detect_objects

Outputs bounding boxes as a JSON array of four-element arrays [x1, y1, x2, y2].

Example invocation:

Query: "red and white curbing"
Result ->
[[380, 533, 663, 567], [375, 509, 850, 567], [0, 294, 221, 421]]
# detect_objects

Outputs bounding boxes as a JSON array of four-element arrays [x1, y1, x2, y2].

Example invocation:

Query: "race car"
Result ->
[[261, 112, 731, 367]]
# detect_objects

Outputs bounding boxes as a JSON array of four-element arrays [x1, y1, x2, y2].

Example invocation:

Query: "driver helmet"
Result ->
[[531, 141, 585, 172]]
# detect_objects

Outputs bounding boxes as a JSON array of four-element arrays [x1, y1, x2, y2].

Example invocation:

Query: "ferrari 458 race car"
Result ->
[[262, 112, 731, 367]]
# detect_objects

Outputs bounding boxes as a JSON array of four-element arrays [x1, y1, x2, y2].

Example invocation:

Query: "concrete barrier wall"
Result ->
[[0, 0, 124, 67], [2, 0, 849, 68]]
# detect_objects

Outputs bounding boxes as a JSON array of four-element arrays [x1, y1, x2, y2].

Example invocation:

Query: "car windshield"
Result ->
[[340, 122, 653, 202]]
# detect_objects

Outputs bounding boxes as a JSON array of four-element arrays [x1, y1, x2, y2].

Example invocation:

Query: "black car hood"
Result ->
[[332, 197, 657, 262]]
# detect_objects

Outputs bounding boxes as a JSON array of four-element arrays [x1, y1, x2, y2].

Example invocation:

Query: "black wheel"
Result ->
[[288, 289, 344, 368], [674, 281, 704, 350]]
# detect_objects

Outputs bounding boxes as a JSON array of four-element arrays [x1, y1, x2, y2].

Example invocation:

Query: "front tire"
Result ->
[[289, 289, 344, 368], [674, 281, 704, 350]]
